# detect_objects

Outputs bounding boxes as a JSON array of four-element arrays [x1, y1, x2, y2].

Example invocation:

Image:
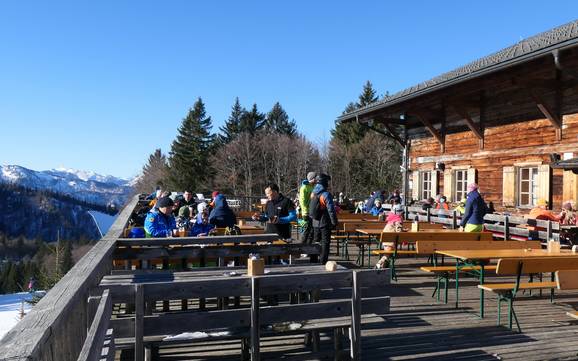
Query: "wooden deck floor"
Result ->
[[117, 244, 578, 361]]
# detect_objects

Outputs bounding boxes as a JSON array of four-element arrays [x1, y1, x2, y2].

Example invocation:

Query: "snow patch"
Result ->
[[0, 292, 44, 341]]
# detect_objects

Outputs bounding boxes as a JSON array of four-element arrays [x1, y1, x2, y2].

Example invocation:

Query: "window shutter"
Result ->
[[443, 170, 453, 202], [537, 164, 551, 205], [502, 166, 516, 207], [563, 170, 578, 206], [431, 171, 438, 197], [412, 171, 420, 201], [467, 168, 477, 185]]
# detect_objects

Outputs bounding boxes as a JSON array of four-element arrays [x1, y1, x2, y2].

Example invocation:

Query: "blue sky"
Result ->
[[1, 1, 577, 179]]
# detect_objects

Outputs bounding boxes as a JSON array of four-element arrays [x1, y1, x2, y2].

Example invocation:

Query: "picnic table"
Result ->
[[436, 248, 578, 318]]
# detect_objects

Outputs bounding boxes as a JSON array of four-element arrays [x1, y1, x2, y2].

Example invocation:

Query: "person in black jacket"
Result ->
[[309, 174, 338, 264], [253, 183, 297, 239], [208, 194, 237, 228]]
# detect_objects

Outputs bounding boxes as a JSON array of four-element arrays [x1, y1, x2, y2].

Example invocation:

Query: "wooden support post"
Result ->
[[547, 221, 553, 240], [426, 208, 431, 223], [87, 295, 101, 331], [251, 277, 261, 361], [531, 92, 562, 141], [350, 271, 362, 360], [504, 216, 510, 240], [413, 113, 445, 152], [135, 284, 144, 361], [452, 210, 458, 229]]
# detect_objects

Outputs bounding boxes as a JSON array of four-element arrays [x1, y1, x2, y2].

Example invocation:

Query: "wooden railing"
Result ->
[[0, 194, 140, 361], [403, 205, 561, 242]]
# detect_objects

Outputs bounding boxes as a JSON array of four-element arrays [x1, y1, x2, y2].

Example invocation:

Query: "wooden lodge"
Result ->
[[337, 20, 578, 213]]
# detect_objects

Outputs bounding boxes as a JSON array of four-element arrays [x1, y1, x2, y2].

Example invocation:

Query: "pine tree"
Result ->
[[59, 240, 73, 276], [169, 98, 216, 191], [219, 97, 245, 144], [239, 103, 265, 135], [331, 81, 380, 145], [135, 149, 169, 194], [265, 102, 297, 137]]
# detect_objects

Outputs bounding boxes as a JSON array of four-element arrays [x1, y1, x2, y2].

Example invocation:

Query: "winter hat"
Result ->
[[157, 197, 174, 208], [212, 191, 220, 199], [197, 202, 207, 213], [307, 172, 318, 182]]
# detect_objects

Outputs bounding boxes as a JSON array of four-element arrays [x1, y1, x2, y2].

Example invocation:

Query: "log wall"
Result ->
[[410, 114, 578, 213]]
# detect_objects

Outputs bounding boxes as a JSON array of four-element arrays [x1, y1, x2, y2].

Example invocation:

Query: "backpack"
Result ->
[[309, 192, 325, 220]]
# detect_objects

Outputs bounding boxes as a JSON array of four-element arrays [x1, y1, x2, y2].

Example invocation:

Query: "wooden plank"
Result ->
[[350, 271, 361, 361], [416, 240, 541, 254], [77, 290, 112, 361], [134, 284, 144, 361], [112, 243, 321, 261], [116, 234, 281, 247], [497, 256, 578, 275], [251, 277, 260, 361], [556, 269, 578, 290]]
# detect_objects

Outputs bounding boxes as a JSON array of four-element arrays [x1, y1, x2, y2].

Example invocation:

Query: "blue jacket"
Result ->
[[144, 209, 176, 237], [369, 206, 385, 216], [209, 195, 237, 228], [190, 222, 215, 236], [460, 190, 487, 227], [311, 183, 338, 228]]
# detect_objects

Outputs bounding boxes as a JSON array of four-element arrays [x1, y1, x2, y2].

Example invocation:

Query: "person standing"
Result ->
[[254, 183, 297, 239], [460, 183, 487, 232], [299, 172, 317, 244], [310, 174, 338, 264]]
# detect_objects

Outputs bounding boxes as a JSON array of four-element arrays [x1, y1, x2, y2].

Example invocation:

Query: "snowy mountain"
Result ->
[[0, 165, 133, 207]]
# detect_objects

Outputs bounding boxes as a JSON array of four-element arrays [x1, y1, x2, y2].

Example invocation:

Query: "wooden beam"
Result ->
[[531, 91, 562, 140], [410, 111, 445, 152], [452, 106, 484, 140]]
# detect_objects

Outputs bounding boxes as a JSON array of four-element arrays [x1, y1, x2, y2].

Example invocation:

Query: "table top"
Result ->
[[436, 249, 578, 260], [355, 228, 459, 235], [101, 264, 344, 286]]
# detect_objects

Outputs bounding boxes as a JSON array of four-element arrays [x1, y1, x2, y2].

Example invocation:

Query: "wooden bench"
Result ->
[[371, 232, 493, 280], [417, 240, 541, 303], [555, 269, 578, 320], [479, 257, 578, 332], [106, 268, 390, 360]]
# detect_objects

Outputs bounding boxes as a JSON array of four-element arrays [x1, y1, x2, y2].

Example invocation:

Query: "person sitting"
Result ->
[[528, 198, 561, 222], [560, 201, 577, 225], [377, 208, 404, 269], [369, 199, 386, 216], [209, 194, 237, 228], [191, 209, 216, 236], [422, 197, 434, 212], [455, 197, 466, 215], [144, 197, 176, 237], [176, 204, 196, 231], [436, 195, 449, 218]]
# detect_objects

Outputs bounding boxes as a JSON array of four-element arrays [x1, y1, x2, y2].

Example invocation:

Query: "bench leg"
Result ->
[[497, 297, 502, 326], [443, 276, 449, 304], [432, 278, 440, 300]]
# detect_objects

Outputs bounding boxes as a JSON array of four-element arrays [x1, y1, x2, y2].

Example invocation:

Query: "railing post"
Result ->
[[350, 271, 361, 360], [251, 277, 260, 361], [452, 210, 457, 229], [547, 221, 553, 240], [426, 208, 431, 223], [135, 284, 144, 361], [504, 216, 510, 240]]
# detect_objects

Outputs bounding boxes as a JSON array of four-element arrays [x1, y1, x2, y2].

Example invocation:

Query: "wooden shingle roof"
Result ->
[[339, 19, 578, 121]]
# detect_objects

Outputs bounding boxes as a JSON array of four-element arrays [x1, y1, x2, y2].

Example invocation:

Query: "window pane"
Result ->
[[521, 194, 529, 205], [521, 180, 529, 193], [521, 168, 529, 180]]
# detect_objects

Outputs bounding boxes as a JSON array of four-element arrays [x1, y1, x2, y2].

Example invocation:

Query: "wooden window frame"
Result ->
[[517, 166, 538, 208], [454, 169, 469, 201], [420, 171, 432, 200]]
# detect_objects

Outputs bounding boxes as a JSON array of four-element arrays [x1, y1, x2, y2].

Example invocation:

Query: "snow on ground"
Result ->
[[0, 291, 44, 341]]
